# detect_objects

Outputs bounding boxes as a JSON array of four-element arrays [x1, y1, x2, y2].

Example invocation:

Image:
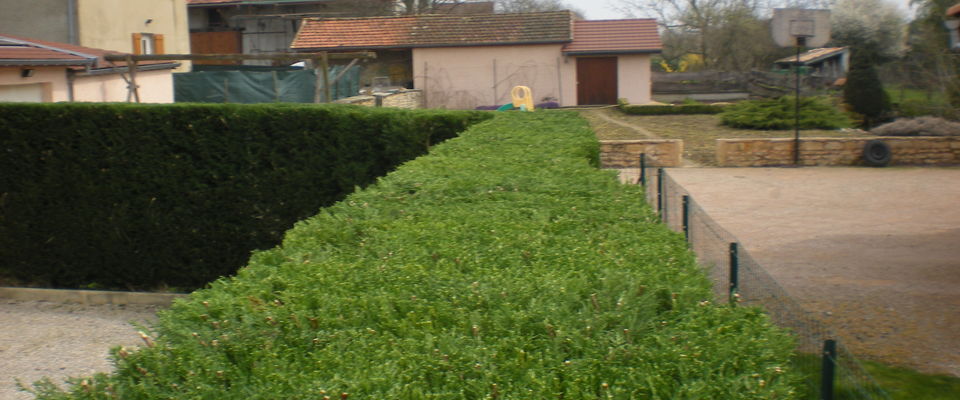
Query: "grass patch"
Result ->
[[27, 111, 801, 399], [863, 361, 960, 400], [885, 86, 957, 119], [788, 352, 960, 400]]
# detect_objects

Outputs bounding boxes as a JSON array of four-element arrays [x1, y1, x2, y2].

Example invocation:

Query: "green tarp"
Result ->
[[174, 65, 360, 103]]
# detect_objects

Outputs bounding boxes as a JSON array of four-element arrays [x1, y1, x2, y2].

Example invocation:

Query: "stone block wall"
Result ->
[[717, 137, 960, 167], [334, 90, 423, 109], [599, 139, 683, 168]]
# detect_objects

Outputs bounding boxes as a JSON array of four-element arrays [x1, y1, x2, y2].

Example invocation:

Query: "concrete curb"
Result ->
[[0, 287, 189, 306]]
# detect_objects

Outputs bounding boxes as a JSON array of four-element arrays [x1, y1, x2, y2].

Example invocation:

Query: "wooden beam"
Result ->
[[125, 55, 141, 103], [104, 52, 376, 62], [321, 52, 331, 103], [329, 58, 360, 86]]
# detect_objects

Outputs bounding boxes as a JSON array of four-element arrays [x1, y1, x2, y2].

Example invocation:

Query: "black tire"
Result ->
[[863, 139, 892, 167]]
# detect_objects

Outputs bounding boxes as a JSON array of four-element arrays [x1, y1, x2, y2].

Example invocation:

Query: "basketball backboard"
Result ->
[[772, 8, 831, 47]]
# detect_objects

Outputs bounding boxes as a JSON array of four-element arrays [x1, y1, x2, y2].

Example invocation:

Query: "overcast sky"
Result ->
[[561, 0, 916, 20]]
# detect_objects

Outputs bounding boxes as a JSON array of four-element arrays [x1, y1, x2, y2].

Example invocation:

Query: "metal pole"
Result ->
[[493, 59, 498, 105], [794, 37, 806, 166], [729, 242, 739, 304], [656, 168, 664, 220], [682, 195, 690, 242], [821, 339, 837, 400]]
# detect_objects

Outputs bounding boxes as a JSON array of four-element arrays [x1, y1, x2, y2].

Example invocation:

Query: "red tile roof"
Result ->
[[188, 0, 239, 4], [291, 11, 575, 50], [0, 34, 176, 70], [562, 19, 661, 54], [948, 3, 960, 17], [187, 0, 336, 6]]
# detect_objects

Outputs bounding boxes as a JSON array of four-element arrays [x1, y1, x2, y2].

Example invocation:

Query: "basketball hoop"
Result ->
[[771, 9, 832, 165]]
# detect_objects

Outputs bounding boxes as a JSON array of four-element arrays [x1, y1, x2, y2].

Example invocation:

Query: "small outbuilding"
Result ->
[[0, 34, 179, 103], [290, 11, 662, 109], [947, 3, 960, 50], [773, 47, 850, 80]]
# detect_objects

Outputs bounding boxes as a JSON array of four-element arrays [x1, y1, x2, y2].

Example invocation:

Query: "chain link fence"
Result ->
[[639, 164, 890, 400]]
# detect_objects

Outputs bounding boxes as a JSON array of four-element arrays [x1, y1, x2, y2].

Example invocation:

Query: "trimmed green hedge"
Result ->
[[0, 103, 489, 289], [619, 104, 726, 115], [28, 112, 799, 399]]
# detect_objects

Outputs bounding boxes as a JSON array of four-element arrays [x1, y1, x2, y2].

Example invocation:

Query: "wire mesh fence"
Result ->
[[641, 165, 890, 400]]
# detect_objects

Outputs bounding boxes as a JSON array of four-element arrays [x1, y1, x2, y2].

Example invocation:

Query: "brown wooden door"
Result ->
[[189, 31, 242, 65], [576, 57, 618, 105]]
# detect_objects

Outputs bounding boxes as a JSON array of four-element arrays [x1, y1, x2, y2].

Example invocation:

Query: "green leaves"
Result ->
[[30, 111, 799, 399], [0, 103, 489, 289], [720, 96, 853, 130]]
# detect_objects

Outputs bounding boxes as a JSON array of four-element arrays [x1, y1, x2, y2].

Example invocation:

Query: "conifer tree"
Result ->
[[843, 51, 892, 129]]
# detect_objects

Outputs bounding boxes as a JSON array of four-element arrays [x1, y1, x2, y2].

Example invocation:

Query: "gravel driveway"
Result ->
[[663, 167, 960, 377], [0, 300, 161, 399]]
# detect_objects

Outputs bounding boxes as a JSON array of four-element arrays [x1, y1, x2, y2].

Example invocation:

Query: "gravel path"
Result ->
[[664, 167, 960, 377], [0, 300, 161, 399]]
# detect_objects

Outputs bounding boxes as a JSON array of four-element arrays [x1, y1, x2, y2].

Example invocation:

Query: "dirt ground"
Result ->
[[659, 167, 960, 377], [0, 300, 159, 399]]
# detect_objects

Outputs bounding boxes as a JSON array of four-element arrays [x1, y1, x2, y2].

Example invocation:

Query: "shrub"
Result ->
[[27, 112, 800, 399], [719, 96, 852, 130], [870, 116, 960, 136], [0, 103, 489, 290]]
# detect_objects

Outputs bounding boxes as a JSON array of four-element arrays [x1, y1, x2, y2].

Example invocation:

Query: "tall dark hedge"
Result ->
[[843, 57, 892, 129], [0, 103, 489, 290]]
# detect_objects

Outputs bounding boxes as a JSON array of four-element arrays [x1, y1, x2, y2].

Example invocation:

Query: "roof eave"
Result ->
[[562, 49, 662, 56], [188, 0, 333, 7], [80, 62, 181, 75], [774, 48, 847, 65], [0, 59, 95, 67], [293, 39, 571, 52]]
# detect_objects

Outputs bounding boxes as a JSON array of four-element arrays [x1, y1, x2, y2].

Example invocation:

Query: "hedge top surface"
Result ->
[[29, 111, 799, 400]]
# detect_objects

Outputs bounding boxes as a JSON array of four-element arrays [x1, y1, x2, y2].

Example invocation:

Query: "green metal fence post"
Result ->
[[821, 339, 837, 400], [729, 242, 739, 305], [657, 168, 664, 220], [682, 195, 690, 242]]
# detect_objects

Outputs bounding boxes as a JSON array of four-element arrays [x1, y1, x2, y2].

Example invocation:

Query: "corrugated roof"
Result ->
[[774, 47, 847, 64], [0, 34, 176, 70], [562, 19, 661, 54], [291, 11, 574, 50]]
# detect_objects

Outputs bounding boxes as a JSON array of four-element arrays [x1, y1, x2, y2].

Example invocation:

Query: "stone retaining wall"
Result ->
[[717, 137, 960, 167], [600, 139, 683, 168], [335, 90, 423, 109]]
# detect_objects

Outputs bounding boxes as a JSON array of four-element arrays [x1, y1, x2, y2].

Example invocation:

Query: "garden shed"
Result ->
[[290, 11, 662, 109], [948, 3, 960, 50], [773, 47, 850, 80]]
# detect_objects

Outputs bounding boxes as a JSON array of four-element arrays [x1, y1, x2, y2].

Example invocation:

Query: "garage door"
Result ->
[[0, 83, 45, 102]]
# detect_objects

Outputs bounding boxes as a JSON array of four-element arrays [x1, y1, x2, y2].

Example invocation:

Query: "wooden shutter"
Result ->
[[154, 34, 165, 54], [132, 33, 143, 54]]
